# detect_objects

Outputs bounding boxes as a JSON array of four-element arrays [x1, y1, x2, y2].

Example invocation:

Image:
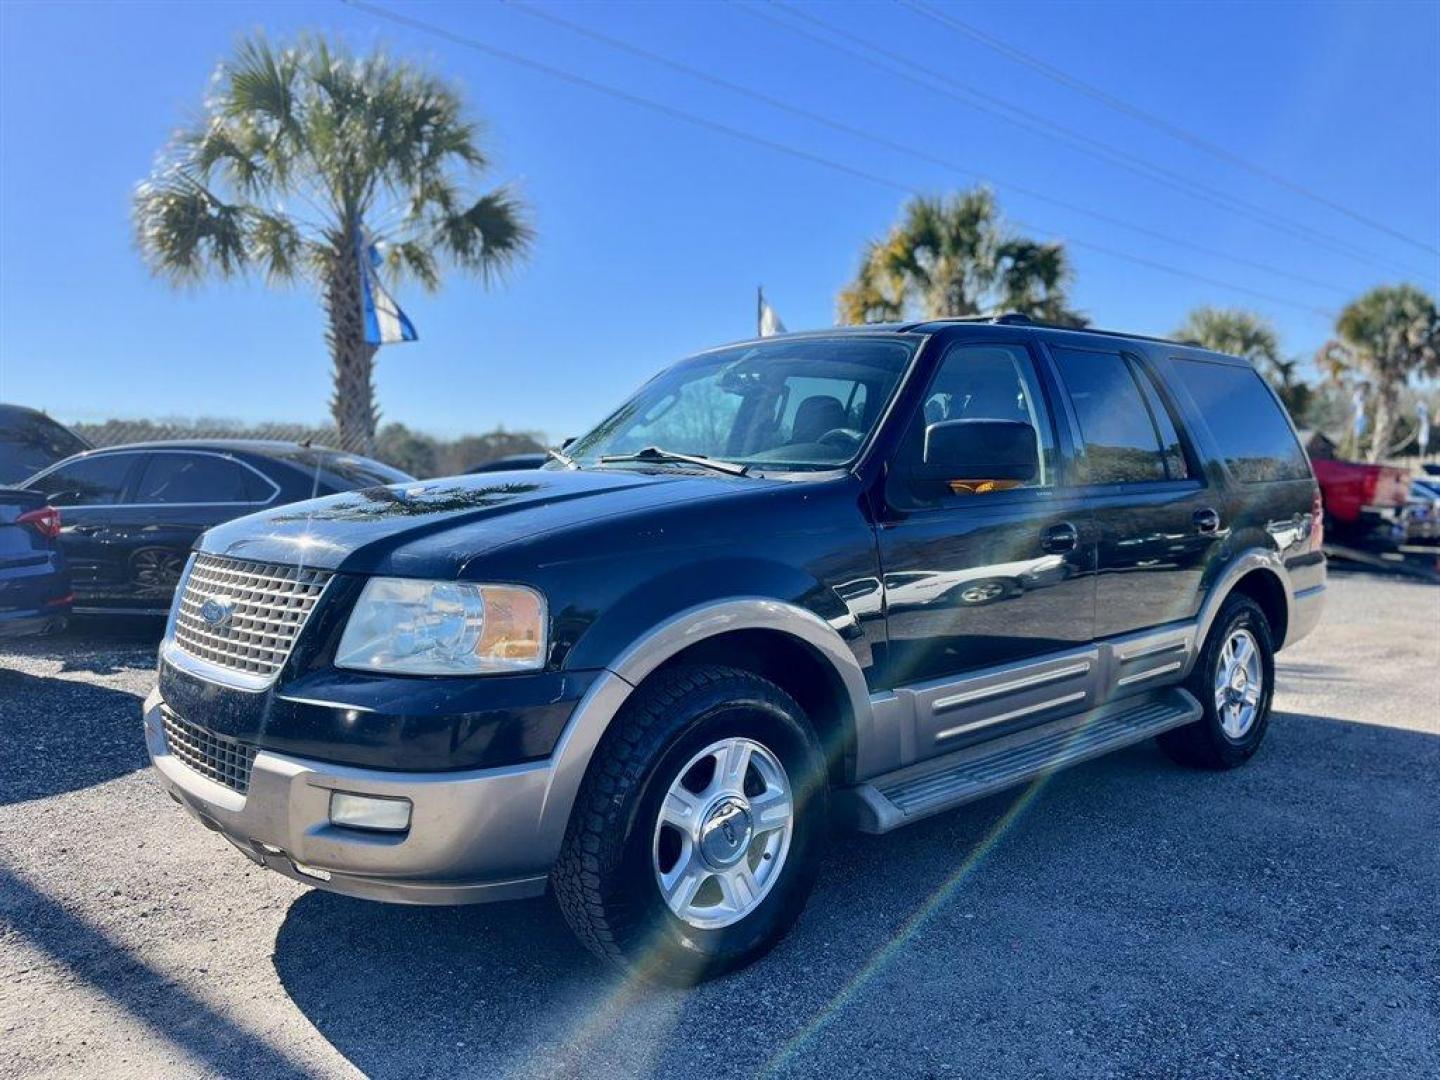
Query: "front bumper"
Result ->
[[144, 688, 552, 904]]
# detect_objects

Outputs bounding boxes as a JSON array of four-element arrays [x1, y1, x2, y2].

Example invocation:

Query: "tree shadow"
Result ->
[[0, 864, 312, 1078], [0, 669, 148, 806], [271, 712, 1440, 1078]]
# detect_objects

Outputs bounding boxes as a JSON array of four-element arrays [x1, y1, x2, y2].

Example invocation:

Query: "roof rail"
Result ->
[[924, 311, 1189, 347]]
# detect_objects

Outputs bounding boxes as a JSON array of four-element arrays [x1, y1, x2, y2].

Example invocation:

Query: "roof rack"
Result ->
[[923, 311, 1183, 347]]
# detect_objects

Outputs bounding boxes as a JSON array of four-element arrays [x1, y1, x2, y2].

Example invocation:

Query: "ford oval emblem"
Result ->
[[199, 596, 235, 628]]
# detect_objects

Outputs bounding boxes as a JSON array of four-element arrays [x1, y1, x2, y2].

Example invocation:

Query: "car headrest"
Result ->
[[791, 395, 847, 443]]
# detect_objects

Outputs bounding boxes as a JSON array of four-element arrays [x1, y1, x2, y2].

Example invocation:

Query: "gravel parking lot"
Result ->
[[2, 570, 1437, 1079]]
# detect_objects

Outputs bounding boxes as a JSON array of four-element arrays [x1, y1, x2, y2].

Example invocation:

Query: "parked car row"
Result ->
[[1, 405, 417, 633], [19, 440, 413, 615]]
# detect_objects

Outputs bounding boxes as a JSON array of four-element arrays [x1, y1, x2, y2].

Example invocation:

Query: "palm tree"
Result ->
[[837, 188, 1084, 327], [1316, 285, 1439, 462], [134, 35, 533, 455], [1175, 307, 1281, 367], [1174, 306, 1311, 417]]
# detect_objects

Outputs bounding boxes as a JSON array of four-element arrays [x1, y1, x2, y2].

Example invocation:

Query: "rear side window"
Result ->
[[33, 454, 135, 506], [134, 454, 268, 504], [1052, 348, 1185, 484], [1172, 359, 1310, 482]]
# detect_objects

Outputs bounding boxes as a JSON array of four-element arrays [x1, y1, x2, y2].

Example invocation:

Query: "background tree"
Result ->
[[134, 35, 533, 455], [1174, 306, 1311, 418], [1316, 285, 1440, 461], [837, 188, 1085, 327]]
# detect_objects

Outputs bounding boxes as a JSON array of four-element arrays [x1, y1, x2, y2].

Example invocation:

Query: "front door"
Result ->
[[876, 339, 1097, 760]]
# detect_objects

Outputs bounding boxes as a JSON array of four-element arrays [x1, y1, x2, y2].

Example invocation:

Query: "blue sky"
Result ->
[[1, 0, 1437, 440]]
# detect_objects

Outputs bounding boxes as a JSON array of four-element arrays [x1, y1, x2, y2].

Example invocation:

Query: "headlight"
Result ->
[[335, 578, 547, 675]]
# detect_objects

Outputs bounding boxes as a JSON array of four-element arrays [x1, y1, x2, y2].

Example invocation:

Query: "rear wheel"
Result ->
[[552, 664, 828, 984], [1158, 594, 1276, 769]]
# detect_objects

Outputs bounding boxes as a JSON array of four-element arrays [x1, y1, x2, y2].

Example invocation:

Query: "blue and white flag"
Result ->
[[1351, 386, 1367, 438], [1419, 401, 1430, 454], [358, 235, 418, 346], [757, 286, 786, 338]]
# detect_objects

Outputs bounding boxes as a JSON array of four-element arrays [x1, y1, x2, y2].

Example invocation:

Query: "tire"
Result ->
[[552, 664, 829, 985], [1158, 594, 1276, 770]]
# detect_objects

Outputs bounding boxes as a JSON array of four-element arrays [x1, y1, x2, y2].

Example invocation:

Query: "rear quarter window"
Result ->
[[1171, 359, 1310, 483]]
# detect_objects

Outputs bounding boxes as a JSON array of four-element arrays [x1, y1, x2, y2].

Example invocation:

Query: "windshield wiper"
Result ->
[[598, 445, 749, 476], [547, 446, 578, 469]]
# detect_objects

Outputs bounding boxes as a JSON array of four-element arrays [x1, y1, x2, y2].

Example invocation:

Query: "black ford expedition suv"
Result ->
[[144, 317, 1325, 983]]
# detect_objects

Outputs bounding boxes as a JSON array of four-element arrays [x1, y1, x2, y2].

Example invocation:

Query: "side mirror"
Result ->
[[912, 419, 1038, 492]]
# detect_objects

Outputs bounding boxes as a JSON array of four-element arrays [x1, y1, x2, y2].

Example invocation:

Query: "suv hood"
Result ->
[[198, 468, 754, 575]]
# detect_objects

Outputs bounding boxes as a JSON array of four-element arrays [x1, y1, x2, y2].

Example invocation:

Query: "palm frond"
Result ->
[[245, 210, 305, 284], [435, 186, 534, 284], [133, 170, 249, 283]]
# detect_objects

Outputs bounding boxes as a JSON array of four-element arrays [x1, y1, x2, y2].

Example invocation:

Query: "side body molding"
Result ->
[[531, 598, 877, 866]]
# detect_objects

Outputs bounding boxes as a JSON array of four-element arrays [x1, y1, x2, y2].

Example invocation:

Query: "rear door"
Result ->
[[876, 337, 1098, 760], [26, 452, 143, 604], [1044, 343, 1220, 643]]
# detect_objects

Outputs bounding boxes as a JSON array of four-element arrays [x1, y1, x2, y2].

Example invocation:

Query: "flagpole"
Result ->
[[757, 285, 763, 337]]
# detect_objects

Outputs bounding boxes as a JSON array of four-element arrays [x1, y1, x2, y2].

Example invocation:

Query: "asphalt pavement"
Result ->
[[1, 569, 1436, 1079]]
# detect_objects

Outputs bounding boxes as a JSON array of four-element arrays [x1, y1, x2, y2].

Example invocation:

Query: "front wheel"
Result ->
[[552, 665, 828, 984], [1158, 594, 1276, 769]]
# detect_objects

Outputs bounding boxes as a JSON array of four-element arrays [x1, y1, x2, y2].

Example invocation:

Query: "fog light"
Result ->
[[329, 791, 412, 833]]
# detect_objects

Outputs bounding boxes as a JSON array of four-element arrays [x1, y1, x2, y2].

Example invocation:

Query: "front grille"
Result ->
[[161, 706, 258, 794], [172, 554, 332, 680]]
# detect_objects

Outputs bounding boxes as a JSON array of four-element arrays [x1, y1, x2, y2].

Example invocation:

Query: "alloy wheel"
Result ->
[[1214, 628, 1263, 738], [651, 736, 794, 930]]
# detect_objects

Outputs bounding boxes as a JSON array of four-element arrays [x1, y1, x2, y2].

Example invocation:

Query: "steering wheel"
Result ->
[[816, 428, 864, 452]]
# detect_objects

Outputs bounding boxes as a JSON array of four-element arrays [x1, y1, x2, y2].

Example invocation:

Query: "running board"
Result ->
[[836, 688, 1201, 833]]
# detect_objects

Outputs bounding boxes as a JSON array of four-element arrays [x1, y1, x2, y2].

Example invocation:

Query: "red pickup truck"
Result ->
[[1311, 457, 1410, 550]]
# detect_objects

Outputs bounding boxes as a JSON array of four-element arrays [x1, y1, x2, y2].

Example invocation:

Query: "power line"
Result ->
[[899, 0, 1440, 259], [745, 0, 1425, 279], [338, 0, 1336, 319], [502, 0, 1349, 296]]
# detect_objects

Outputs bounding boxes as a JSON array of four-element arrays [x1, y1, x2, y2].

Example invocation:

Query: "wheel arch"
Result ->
[[1192, 550, 1293, 667], [533, 598, 874, 863]]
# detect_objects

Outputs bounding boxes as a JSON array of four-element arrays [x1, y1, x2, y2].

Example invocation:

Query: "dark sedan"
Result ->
[[22, 440, 412, 614], [0, 488, 71, 637]]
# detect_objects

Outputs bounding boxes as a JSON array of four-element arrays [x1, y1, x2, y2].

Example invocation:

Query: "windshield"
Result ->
[[565, 335, 919, 472]]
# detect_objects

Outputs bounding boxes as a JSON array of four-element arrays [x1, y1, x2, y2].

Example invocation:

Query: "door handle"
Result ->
[[68, 524, 104, 535], [1041, 521, 1079, 553], [1193, 507, 1222, 534]]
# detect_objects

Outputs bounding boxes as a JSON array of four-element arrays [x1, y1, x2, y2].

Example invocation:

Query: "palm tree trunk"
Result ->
[[1367, 382, 1398, 463], [324, 239, 379, 457]]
